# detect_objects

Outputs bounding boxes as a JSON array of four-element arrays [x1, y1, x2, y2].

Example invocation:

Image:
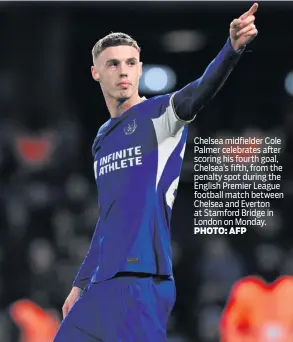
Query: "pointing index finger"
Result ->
[[240, 3, 258, 20]]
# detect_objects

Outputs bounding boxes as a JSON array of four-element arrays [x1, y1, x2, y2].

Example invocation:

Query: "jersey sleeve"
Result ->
[[73, 125, 106, 289], [150, 37, 245, 137], [72, 220, 100, 289], [145, 92, 188, 140]]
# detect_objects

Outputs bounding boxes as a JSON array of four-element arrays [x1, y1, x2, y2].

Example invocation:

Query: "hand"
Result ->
[[230, 3, 258, 51], [62, 286, 82, 319]]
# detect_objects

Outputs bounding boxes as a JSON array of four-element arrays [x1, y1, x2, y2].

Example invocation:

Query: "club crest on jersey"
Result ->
[[123, 119, 137, 135]]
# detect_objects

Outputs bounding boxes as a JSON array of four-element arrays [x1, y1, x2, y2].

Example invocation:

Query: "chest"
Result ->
[[93, 114, 159, 181], [96, 115, 158, 162]]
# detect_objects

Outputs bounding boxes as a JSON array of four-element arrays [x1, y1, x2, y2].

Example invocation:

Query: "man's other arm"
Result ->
[[72, 220, 100, 289], [62, 221, 100, 318]]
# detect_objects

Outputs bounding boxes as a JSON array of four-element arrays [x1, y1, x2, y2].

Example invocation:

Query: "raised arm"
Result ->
[[171, 3, 258, 122]]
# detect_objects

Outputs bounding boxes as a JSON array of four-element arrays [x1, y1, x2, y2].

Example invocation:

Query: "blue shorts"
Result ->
[[54, 274, 176, 342]]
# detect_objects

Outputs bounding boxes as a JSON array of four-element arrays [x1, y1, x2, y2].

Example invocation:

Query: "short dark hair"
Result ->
[[92, 32, 141, 62]]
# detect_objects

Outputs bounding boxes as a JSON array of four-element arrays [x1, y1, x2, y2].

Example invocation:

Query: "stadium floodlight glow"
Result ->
[[284, 71, 293, 96], [139, 65, 177, 94], [145, 67, 168, 92], [162, 30, 206, 53]]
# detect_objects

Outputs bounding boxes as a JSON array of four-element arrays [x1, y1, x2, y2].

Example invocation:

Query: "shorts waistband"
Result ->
[[114, 271, 171, 281]]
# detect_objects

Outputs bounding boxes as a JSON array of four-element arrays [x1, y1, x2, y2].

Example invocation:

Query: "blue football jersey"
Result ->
[[89, 93, 188, 284]]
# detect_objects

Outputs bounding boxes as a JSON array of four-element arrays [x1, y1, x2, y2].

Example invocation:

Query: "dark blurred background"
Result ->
[[1, 1, 293, 341]]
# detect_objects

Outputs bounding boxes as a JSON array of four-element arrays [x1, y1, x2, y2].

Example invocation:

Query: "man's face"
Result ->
[[92, 45, 142, 100]]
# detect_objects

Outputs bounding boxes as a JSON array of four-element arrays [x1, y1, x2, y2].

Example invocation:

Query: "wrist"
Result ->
[[230, 38, 245, 53], [72, 286, 82, 293]]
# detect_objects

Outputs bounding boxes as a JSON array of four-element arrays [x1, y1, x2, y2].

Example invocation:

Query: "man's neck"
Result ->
[[105, 94, 142, 119]]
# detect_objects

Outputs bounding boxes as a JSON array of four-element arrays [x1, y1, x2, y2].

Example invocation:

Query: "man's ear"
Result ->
[[139, 62, 143, 78], [91, 65, 100, 82]]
